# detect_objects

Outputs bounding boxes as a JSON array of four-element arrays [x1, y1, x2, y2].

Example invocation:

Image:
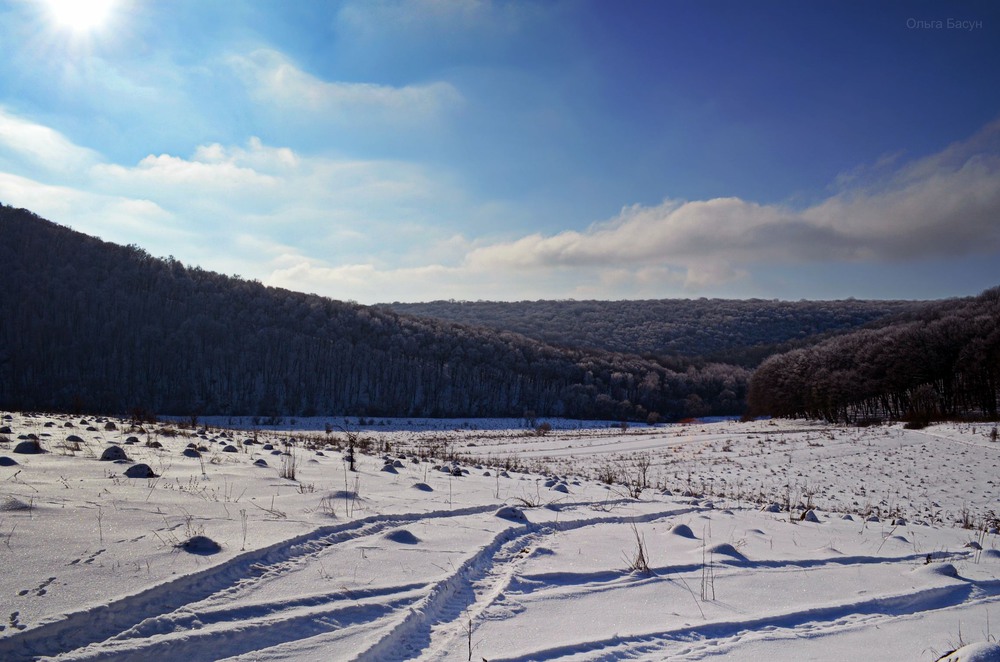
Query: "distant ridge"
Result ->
[[380, 297, 919, 367]]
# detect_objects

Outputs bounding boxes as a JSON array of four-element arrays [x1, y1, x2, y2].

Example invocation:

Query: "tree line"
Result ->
[[746, 287, 1000, 423], [0, 205, 750, 421]]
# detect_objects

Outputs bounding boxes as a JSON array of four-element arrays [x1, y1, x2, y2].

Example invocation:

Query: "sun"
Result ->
[[44, 0, 116, 33]]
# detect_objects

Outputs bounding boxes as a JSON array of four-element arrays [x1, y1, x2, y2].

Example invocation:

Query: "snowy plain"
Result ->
[[2, 412, 1000, 661]]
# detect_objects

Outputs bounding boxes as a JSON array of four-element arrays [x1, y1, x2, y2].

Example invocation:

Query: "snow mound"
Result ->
[[411, 482, 434, 492], [936, 642, 1000, 661], [124, 463, 157, 479], [99, 446, 130, 462], [495, 506, 527, 521], [706, 543, 747, 561], [178, 535, 222, 555], [380, 464, 398, 474], [669, 524, 696, 539], [0, 496, 32, 511], [914, 562, 960, 579], [0, 456, 18, 466], [384, 529, 421, 544], [182, 448, 201, 458], [800, 509, 821, 523], [13, 439, 43, 454], [981, 549, 1000, 560]]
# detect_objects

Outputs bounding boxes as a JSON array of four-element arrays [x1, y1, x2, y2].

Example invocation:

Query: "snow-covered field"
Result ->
[[2, 412, 1000, 661]]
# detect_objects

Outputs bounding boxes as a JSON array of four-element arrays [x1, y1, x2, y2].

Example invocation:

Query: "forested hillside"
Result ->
[[381, 298, 917, 365], [0, 205, 750, 421], [746, 288, 1000, 423]]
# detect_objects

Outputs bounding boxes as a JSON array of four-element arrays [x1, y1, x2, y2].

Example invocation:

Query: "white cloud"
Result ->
[[263, 253, 703, 303], [273, 119, 1000, 301], [93, 152, 278, 194], [0, 171, 188, 248], [266, 259, 468, 302], [228, 49, 462, 125], [193, 137, 299, 172], [461, 121, 1000, 287], [0, 106, 99, 175], [83, 135, 461, 246], [0, 110, 472, 284]]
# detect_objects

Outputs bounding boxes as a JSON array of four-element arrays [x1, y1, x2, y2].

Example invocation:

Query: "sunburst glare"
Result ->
[[44, 0, 116, 33]]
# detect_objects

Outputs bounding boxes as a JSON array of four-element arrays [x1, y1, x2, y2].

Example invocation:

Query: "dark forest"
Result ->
[[3, 204, 995, 424]]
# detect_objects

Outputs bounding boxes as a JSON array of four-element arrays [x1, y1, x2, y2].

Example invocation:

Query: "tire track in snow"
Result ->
[[49, 592, 424, 662], [350, 505, 697, 662], [116, 581, 430, 639], [505, 550, 972, 598], [0, 504, 500, 661], [488, 579, 1000, 661], [417, 529, 547, 661]]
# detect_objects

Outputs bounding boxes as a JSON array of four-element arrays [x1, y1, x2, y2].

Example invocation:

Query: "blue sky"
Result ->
[[1, 0, 998, 303]]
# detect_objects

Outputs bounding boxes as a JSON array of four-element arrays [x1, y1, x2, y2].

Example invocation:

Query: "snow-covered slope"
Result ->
[[1, 412, 998, 660]]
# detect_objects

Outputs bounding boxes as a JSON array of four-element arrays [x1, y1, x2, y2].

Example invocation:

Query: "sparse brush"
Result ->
[[239, 509, 248, 551], [624, 521, 651, 574], [318, 495, 338, 518], [251, 496, 287, 519], [279, 451, 298, 481], [512, 483, 543, 508], [596, 463, 618, 485], [512, 494, 541, 508], [701, 544, 716, 601], [2, 520, 15, 550]]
